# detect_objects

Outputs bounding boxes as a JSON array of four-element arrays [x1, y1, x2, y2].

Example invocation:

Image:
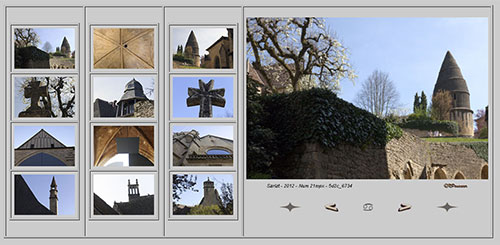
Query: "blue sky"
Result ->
[[173, 174, 233, 207], [28, 27, 75, 53], [171, 27, 229, 56], [21, 174, 75, 215], [172, 125, 233, 140], [172, 76, 234, 118], [14, 125, 75, 148], [323, 17, 488, 116], [93, 76, 155, 102], [93, 174, 155, 208]]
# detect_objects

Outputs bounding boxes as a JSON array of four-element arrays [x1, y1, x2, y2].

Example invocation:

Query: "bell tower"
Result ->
[[128, 179, 140, 201], [49, 176, 58, 214]]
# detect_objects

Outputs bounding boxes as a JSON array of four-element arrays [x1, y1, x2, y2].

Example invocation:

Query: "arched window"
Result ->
[[207, 149, 231, 155], [434, 168, 447, 179], [19, 152, 66, 166], [454, 171, 465, 179]]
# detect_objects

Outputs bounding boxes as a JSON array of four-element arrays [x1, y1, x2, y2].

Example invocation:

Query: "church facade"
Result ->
[[172, 130, 233, 167]]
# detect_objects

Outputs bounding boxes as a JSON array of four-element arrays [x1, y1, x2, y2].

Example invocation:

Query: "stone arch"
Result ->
[[481, 164, 488, 179], [454, 171, 466, 179], [16, 150, 69, 166], [434, 168, 448, 179], [205, 146, 233, 154]]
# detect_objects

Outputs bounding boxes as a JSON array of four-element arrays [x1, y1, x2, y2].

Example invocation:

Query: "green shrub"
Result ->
[[398, 119, 458, 135], [479, 127, 488, 139], [173, 54, 194, 65], [188, 205, 223, 215], [458, 142, 488, 162]]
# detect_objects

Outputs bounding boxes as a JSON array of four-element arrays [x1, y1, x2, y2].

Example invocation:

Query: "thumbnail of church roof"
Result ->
[[14, 129, 75, 166], [93, 179, 154, 215]]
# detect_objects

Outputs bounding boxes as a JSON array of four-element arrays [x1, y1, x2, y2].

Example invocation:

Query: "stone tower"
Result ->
[[116, 78, 149, 117], [184, 30, 201, 67], [199, 178, 223, 207], [60, 37, 71, 58], [128, 179, 140, 201], [49, 176, 58, 215], [433, 51, 474, 137]]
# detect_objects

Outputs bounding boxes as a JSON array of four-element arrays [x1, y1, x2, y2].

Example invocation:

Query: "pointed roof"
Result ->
[[14, 175, 54, 215], [119, 78, 149, 102], [433, 51, 470, 95], [185, 31, 199, 53], [51, 176, 57, 187], [61, 36, 70, 50], [17, 129, 67, 149]]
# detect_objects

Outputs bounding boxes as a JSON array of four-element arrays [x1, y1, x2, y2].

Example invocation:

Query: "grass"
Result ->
[[422, 137, 488, 143]]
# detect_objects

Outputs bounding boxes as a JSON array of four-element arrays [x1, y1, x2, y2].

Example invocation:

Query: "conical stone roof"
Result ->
[[119, 78, 148, 102], [185, 31, 199, 55], [433, 51, 470, 94]]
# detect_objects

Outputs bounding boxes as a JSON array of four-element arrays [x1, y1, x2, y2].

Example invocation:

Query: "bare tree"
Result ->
[[431, 90, 452, 120], [354, 70, 399, 117], [247, 17, 356, 93], [14, 28, 40, 48], [42, 41, 53, 53]]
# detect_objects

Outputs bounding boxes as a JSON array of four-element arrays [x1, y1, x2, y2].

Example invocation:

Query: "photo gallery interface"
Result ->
[[3, 6, 493, 239]]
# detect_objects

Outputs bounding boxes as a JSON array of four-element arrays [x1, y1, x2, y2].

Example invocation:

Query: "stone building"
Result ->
[[15, 46, 50, 69], [14, 129, 75, 166], [202, 28, 233, 69], [433, 51, 474, 137], [183, 30, 201, 67], [93, 78, 154, 118], [172, 130, 233, 166], [94, 179, 154, 215], [60, 36, 71, 58], [15, 175, 57, 215]]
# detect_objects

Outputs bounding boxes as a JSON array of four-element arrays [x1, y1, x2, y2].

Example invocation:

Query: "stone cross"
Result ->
[[186, 79, 225, 117], [24, 78, 48, 109]]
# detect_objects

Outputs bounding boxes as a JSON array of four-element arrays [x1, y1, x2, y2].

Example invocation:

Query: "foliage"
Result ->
[[188, 205, 223, 215], [42, 41, 53, 53], [479, 127, 488, 139], [14, 28, 40, 48], [431, 90, 452, 120], [354, 70, 399, 118], [460, 142, 488, 162], [399, 119, 458, 135], [172, 174, 197, 202], [420, 91, 428, 113], [247, 17, 356, 93], [173, 54, 194, 65], [247, 79, 277, 177], [475, 109, 487, 136], [51, 51, 66, 57], [407, 111, 430, 121], [219, 182, 234, 215], [254, 88, 401, 157]]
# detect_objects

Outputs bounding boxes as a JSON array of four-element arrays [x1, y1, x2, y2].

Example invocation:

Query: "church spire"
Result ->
[[49, 176, 58, 214]]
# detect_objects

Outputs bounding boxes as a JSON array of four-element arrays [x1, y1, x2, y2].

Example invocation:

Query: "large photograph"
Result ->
[[247, 17, 489, 179]]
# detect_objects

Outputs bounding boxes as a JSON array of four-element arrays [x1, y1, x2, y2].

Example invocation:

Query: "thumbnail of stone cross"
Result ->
[[25, 78, 49, 110], [186, 79, 226, 117]]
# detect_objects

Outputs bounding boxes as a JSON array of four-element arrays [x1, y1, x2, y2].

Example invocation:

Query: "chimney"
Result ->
[[49, 176, 58, 215], [128, 179, 140, 201]]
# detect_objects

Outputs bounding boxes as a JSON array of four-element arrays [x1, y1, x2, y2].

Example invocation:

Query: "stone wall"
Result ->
[[132, 100, 154, 118], [402, 128, 453, 138], [270, 131, 487, 179], [15, 148, 75, 166]]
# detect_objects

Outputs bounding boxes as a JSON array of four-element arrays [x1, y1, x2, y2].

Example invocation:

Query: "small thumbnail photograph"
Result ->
[[171, 27, 234, 69], [93, 76, 155, 118], [14, 174, 76, 216], [93, 27, 155, 69], [14, 125, 75, 167], [172, 125, 233, 167], [93, 174, 155, 215], [93, 125, 154, 167], [172, 173, 234, 216], [172, 76, 234, 118], [13, 76, 76, 118], [14, 27, 76, 69]]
